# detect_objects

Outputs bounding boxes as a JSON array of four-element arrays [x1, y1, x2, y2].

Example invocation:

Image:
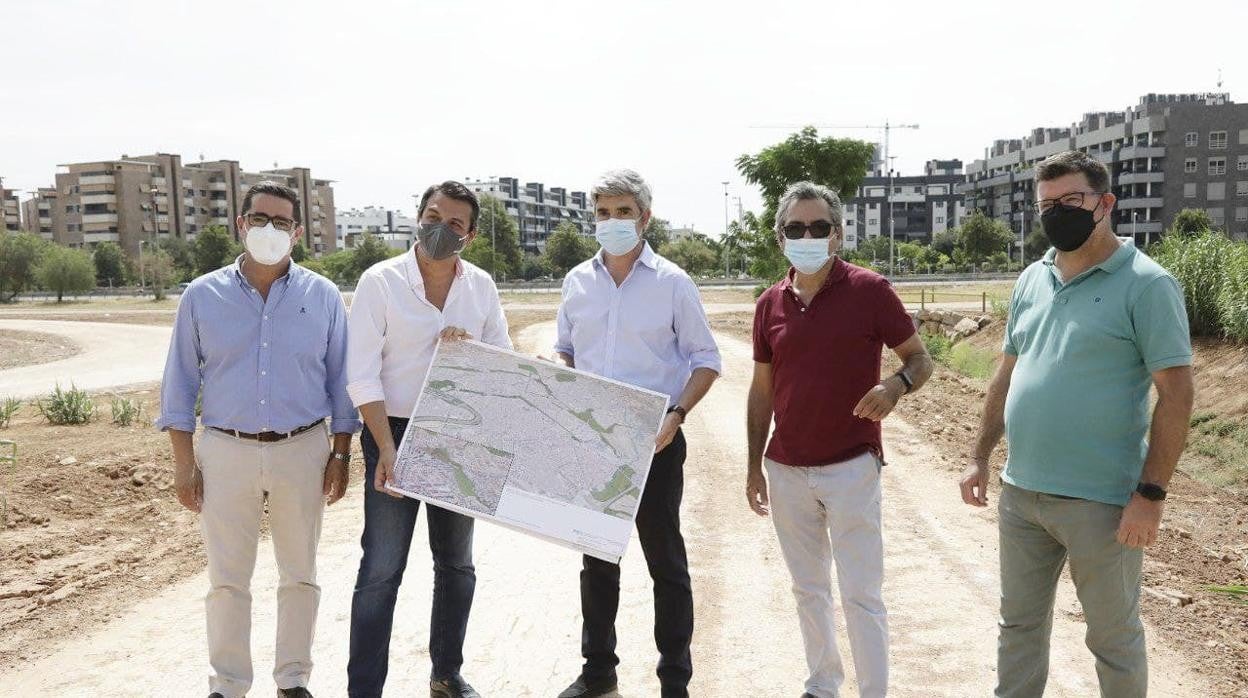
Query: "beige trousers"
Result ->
[[197, 425, 331, 698]]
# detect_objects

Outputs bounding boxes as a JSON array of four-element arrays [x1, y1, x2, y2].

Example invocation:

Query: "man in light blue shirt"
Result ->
[[157, 181, 360, 698], [960, 151, 1194, 697], [553, 169, 721, 698]]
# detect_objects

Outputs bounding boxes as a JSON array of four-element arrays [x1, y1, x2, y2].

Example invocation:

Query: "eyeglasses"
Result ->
[[781, 220, 835, 239], [244, 212, 297, 232], [1033, 191, 1105, 214]]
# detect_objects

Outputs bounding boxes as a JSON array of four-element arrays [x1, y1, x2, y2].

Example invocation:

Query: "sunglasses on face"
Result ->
[[781, 220, 835, 239], [244, 212, 297, 232]]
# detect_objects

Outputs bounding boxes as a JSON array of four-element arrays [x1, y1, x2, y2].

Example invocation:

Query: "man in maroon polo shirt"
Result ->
[[746, 181, 932, 698]]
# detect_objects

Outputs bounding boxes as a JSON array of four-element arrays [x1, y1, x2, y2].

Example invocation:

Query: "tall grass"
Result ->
[[0, 397, 20, 428], [110, 396, 143, 426], [1150, 231, 1248, 341]]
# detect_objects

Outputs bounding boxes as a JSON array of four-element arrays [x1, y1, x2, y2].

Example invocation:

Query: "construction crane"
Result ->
[[750, 121, 920, 276]]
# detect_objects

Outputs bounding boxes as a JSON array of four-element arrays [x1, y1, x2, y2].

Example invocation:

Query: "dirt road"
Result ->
[[0, 323, 1215, 696], [0, 320, 171, 399]]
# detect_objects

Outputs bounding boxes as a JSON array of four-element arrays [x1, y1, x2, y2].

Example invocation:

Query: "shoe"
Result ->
[[557, 674, 618, 698], [278, 688, 313, 698], [209, 694, 225, 698], [431, 674, 481, 698]]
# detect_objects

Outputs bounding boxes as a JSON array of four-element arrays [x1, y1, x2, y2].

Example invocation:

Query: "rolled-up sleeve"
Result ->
[[155, 292, 202, 432], [480, 278, 513, 351], [674, 276, 722, 375], [326, 289, 362, 433], [554, 275, 575, 357], [346, 271, 388, 408]]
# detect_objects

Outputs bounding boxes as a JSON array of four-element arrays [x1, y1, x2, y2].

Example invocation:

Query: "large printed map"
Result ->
[[390, 340, 668, 562]]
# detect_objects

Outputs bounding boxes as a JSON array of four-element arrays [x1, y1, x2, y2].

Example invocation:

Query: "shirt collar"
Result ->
[[232, 254, 297, 291], [404, 248, 467, 289], [778, 255, 847, 292], [592, 241, 658, 271], [1041, 238, 1134, 275]]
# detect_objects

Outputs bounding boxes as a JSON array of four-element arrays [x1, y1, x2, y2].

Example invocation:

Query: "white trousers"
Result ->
[[197, 425, 331, 698], [766, 451, 888, 698]]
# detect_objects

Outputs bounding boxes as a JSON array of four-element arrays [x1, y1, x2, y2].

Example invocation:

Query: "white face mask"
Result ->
[[783, 237, 832, 275], [244, 223, 294, 266]]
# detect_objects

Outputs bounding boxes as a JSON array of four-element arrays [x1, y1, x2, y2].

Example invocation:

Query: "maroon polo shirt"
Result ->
[[753, 257, 916, 467]]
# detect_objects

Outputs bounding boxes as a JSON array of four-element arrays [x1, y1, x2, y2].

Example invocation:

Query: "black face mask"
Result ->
[[1041, 202, 1102, 252]]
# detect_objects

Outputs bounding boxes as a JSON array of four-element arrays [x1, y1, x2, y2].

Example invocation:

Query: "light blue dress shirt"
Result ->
[[155, 256, 361, 435], [555, 243, 722, 405]]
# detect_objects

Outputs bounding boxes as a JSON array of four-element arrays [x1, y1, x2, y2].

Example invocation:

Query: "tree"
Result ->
[[159, 236, 195, 282], [519, 253, 552, 281], [957, 212, 1015, 265], [1024, 225, 1050, 262], [659, 237, 718, 276], [462, 194, 522, 280], [544, 222, 596, 277], [92, 241, 126, 286], [1169, 208, 1215, 236], [736, 126, 876, 227], [0, 231, 48, 302], [290, 241, 308, 263], [726, 213, 789, 281], [146, 249, 177, 300], [352, 234, 398, 280], [896, 242, 924, 273], [930, 228, 959, 257], [643, 217, 672, 249], [36, 245, 96, 302], [194, 225, 235, 275]]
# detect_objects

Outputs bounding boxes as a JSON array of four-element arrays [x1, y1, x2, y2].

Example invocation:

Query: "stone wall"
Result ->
[[913, 309, 994, 342]]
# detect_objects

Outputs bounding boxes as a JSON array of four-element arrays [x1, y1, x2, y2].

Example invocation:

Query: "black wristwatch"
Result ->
[[666, 405, 687, 424], [893, 369, 914, 395], [1136, 482, 1167, 501]]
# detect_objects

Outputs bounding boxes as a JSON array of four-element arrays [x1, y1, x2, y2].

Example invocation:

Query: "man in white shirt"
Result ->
[[345, 181, 510, 698], [554, 169, 721, 698]]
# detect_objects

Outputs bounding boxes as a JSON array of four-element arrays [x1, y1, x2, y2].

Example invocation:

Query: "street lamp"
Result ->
[[722, 181, 730, 279], [887, 157, 896, 277]]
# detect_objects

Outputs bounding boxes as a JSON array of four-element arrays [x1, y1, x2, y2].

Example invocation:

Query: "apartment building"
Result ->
[[842, 159, 967, 250], [23, 154, 337, 259], [464, 176, 593, 252], [961, 93, 1248, 245], [336, 206, 419, 250], [1, 182, 20, 232]]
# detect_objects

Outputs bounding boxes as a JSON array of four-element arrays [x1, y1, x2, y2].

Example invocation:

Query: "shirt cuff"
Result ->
[[1145, 354, 1193, 372], [155, 413, 197, 433], [346, 379, 386, 408], [554, 343, 574, 358], [330, 416, 363, 434], [689, 354, 723, 376]]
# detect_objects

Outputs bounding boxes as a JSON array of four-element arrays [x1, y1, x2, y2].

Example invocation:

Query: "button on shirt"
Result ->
[[347, 252, 511, 418], [155, 256, 360, 435], [555, 243, 722, 406], [1002, 242, 1192, 506], [753, 258, 916, 467]]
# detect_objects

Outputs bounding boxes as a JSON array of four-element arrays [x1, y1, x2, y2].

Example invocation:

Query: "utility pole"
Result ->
[[722, 181, 730, 279], [887, 156, 897, 277]]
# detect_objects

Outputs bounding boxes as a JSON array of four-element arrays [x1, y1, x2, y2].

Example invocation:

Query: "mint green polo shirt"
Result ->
[[1002, 242, 1192, 506]]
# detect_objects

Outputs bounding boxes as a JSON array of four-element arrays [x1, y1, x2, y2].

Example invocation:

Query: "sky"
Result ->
[[1, 0, 1244, 239]]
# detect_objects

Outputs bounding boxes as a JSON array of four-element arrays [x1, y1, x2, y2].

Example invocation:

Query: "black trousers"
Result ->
[[580, 429, 692, 694]]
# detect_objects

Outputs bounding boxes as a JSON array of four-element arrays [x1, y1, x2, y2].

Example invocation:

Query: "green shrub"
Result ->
[[110, 396, 143, 426], [1216, 243, 1248, 342], [0, 397, 21, 428], [990, 297, 1009, 321], [35, 383, 95, 425], [1151, 232, 1233, 336], [922, 333, 952, 363], [948, 342, 996, 379]]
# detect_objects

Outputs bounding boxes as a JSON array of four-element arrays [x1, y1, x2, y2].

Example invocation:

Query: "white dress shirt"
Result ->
[[555, 243, 722, 406], [347, 252, 511, 418]]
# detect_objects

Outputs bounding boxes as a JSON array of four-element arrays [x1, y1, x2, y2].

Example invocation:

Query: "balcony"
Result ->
[[81, 213, 119, 224], [79, 174, 115, 186], [81, 193, 117, 205], [1118, 145, 1166, 160], [1123, 221, 1163, 234], [210, 181, 228, 191], [83, 231, 120, 243], [1116, 171, 1165, 185], [1116, 197, 1164, 210]]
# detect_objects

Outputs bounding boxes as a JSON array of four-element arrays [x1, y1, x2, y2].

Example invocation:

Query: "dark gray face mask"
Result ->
[[416, 222, 467, 260]]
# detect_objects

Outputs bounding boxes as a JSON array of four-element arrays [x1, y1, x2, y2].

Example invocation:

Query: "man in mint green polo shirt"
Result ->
[[959, 150, 1194, 698]]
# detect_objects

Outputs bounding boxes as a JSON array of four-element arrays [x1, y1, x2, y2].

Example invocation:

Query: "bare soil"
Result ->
[[0, 330, 81, 370]]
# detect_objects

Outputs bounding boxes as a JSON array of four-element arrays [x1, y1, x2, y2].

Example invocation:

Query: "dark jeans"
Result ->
[[347, 417, 476, 697], [581, 429, 692, 695]]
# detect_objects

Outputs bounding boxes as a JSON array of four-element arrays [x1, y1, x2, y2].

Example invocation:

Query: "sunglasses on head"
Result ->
[[781, 220, 835, 239]]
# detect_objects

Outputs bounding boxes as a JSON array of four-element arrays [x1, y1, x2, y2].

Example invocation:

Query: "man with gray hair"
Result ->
[[746, 181, 931, 698], [552, 168, 721, 698]]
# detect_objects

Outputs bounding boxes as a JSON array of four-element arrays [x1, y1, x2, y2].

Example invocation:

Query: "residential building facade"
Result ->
[[1, 182, 20, 232], [464, 176, 593, 252], [336, 206, 418, 250], [22, 154, 337, 259], [961, 93, 1248, 245], [842, 159, 967, 250]]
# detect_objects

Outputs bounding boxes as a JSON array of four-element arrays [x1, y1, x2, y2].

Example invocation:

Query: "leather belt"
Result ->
[[210, 419, 324, 443]]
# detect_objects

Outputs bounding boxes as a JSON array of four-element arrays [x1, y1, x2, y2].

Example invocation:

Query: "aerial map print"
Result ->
[[390, 340, 669, 562]]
